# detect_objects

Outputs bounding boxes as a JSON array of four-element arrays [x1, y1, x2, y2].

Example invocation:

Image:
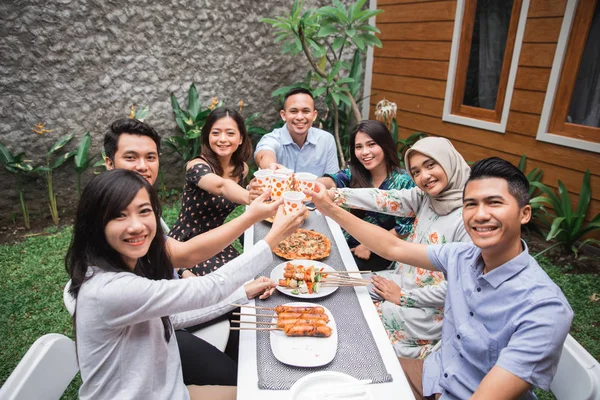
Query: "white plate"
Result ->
[[289, 371, 373, 400], [271, 260, 338, 299], [270, 302, 337, 367]]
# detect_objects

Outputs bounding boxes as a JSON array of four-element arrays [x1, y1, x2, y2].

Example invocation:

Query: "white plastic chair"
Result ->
[[63, 280, 229, 351], [0, 334, 78, 400], [551, 334, 600, 400]]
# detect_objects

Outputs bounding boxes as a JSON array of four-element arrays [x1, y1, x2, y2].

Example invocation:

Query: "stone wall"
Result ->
[[0, 0, 348, 224]]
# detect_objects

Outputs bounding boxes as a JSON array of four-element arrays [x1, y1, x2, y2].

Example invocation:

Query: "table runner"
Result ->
[[252, 212, 393, 390]]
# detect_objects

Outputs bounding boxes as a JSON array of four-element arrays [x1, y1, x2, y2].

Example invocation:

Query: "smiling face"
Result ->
[[463, 177, 531, 264], [105, 133, 159, 185], [354, 131, 386, 174], [104, 188, 157, 270], [208, 116, 243, 159], [408, 152, 449, 196], [280, 93, 318, 143]]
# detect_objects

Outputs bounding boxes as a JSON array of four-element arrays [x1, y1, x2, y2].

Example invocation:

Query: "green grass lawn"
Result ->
[[0, 203, 597, 399]]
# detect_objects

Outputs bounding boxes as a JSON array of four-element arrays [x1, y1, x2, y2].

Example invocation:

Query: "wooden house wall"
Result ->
[[369, 0, 600, 221]]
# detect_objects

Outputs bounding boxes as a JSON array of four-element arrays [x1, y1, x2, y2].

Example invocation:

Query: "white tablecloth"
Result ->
[[237, 211, 415, 400]]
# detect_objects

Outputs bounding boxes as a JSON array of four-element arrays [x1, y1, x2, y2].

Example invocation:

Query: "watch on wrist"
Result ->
[[177, 268, 188, 278]]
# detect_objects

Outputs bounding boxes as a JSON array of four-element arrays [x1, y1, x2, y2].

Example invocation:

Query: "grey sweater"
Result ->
[[75, 240, 272, 399]]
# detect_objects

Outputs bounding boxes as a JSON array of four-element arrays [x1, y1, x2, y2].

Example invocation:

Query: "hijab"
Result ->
[[404, 137, 471, 216]]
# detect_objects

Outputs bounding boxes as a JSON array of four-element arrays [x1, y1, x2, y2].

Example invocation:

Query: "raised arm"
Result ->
[[334, 186, 423, 218], [306, 183, 435, 270], [167, 193, 282, 268], [189, 160, 251, 205], [255, 149, 278, 170]]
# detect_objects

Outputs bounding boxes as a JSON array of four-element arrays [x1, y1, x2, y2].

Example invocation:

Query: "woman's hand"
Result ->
[[246, 191, 281, 221], [244, 276, 277, 300], [247, 178, 267, 201], [351, 244, 371, 260], [304, 182, 336, 217], [264, 205, 306, 249], [371, 275, 403, 305]]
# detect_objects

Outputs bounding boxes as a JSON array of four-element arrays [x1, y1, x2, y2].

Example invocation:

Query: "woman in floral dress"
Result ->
[[318, 120, 415, 271], [169, 106, 254, 276], [331, 137, 471, 358]]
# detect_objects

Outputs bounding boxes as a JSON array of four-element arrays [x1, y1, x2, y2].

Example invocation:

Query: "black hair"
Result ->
[[466, 157, 530, 207], [200, 106, 252, 178], [104, 118, 161, 161], [348, 120, 402, 189], [282, 87, 315, 110], [66, 169, 173, 342]]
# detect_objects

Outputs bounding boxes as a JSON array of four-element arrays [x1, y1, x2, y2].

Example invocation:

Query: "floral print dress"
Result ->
[[168, 162, 246, 276], [334, 186, 470, 358]]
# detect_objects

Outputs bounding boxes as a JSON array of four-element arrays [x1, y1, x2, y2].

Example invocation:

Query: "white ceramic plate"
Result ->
[[270, 302, 337, 367], [271, 260, 338, 299], [289, 371, 373, 400]]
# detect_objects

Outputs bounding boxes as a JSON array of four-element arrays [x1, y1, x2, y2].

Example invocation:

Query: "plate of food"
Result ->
[[289, 371, 373, 400], [271, 260, 338, 298], [273, 228, 331, 260], [269, 302, 338, 367]]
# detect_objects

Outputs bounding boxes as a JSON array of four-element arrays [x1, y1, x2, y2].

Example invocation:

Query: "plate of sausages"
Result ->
[[271, 260, 339, 299], [269, 302, 338, 367]]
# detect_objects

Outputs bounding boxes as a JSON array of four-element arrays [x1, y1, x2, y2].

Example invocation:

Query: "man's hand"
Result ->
[[248, 178, 269, 201], [351, 244, 371, 260], [244, 276, 277, 300], [304, 182, 336, 217], [371, 275, 403, 305], [264, 205, 306, 249], [246, 191, 281, 221], [269, 162, 286, 171]]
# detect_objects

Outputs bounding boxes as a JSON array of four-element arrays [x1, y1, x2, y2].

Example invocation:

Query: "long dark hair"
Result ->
[[349, 120, 402, 188], [200, 106, 253, 178], [66, 169, 174, 342]]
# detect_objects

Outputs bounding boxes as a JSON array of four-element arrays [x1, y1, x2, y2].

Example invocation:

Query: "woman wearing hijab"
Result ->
[[330, 137, 472, 359]]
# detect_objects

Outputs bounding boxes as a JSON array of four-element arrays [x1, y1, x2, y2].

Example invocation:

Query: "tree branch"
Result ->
[[332, 101, 345, 169], [298, 25, 327, 79]]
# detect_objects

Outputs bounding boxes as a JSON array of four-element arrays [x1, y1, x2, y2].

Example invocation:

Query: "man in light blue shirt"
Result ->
[[254, 87, 339, 176], [308, 157, 573, 399]]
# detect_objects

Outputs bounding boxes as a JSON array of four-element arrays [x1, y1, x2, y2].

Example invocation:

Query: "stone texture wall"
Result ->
[[0, 0, 343, 225]]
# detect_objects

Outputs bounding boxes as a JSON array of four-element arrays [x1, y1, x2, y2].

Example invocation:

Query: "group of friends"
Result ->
[[65, 87, 573, 400]]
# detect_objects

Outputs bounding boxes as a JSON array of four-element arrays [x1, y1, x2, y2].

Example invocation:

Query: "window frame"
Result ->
[[537, 0, 600, 153], [443, 0, 530, 133]]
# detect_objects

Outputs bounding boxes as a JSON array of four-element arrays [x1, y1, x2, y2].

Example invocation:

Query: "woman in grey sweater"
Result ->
[[66, 169, 305, 400]]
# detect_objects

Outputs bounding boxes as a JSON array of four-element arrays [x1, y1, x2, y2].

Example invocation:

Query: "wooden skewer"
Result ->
[[230, 303, 274, 311], [230, 327, 279, 331], [232, 312, 276, 318], [326, 271, 371, 275], [231, 319, 277, 326]]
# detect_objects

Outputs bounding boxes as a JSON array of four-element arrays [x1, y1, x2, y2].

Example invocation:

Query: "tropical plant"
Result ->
[[396, 132, 427, 169], [245, 111, 269, 148], [33, 124, 74, 225], [69, 132, 96, 197], [517, 155, 545, 234], [530, 170, 600, 257], [0, 143, 39, 229], [166, 84, 221, 164], [262, 0, 383, 168]]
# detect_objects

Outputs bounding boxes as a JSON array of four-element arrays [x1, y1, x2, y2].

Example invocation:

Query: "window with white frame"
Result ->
[[443, 0, 530, 133], [537, 0, 600, 153]]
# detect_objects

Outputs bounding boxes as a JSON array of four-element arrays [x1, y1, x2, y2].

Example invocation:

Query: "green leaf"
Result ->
[[347, 49, 363, 98], [188, 84, 201, 119], [518, 154, 527, 171], [274, 33, 291, 43], [329, 61, 343, 83], [332, 36, 346, 51], [313, 87, 327, 98], [351, 34, 365, 51], [557, 180, 572, 220], [346, 28, 357, 38], [546, 217, 565, 241], [317, 24, 338, 37], [330, 91, 341, 105], [355, 24, 380, 33], [350, 0, 368, 21], [48, 134, 74, 155], [74, 132, 91, 168], [319, 6, 346, 21], [337, 91, 352, 107], [357, 33, 382, 48], [0, 142, 15, 165], [52, 152, 73, 169], [355, 9, 383, 23]]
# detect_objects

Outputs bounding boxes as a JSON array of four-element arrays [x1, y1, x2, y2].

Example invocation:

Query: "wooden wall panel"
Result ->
[[514, 67, 551, 91], [377, 0, 443, 5], [378, 22, 455, 41], [371, 73, 447, 98], [373, 58, 449, 80], [518, 43, 557, 67], [378, 1, 456, 23], [370, 90, 444, 117], [527, 0, 567, 17], [523, 17, 563, 42], [374, 41, 452, 60], [510, 89, 546, 114]]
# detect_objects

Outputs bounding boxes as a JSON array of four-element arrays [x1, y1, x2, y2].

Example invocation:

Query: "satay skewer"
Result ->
[[231, 303, 325, 314], [232, 312, 330, 322], [231, 325, 332, 337], [326, 271, 372, 275]]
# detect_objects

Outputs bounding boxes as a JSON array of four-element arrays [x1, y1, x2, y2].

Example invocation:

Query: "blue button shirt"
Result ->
[[424, 241, 573, 399], [254, 125, 339, 176]]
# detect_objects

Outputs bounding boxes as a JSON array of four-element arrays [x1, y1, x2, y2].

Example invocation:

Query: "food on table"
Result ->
[[276, 319, 328, 329], [274, 305, 325, 314], [282, 324, 332, 337], [278, 262, 329, 294], [273, 229, 331, 260], [277, 312, 329, 322]]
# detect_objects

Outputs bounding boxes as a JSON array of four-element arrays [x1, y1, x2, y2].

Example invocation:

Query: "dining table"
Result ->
[[237, 209, 416, 400]]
